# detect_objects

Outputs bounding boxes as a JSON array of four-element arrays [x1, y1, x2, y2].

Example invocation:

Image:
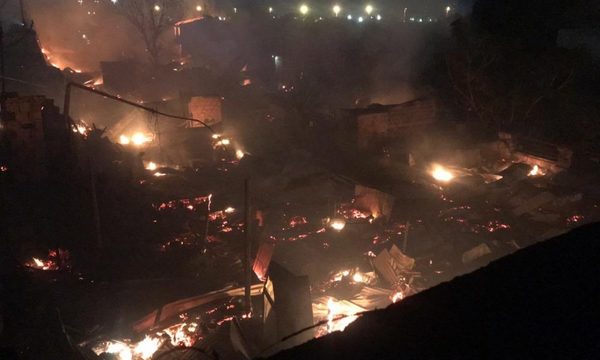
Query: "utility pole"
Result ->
[[403, 221, 410, 253], [19, 0, 26, 25], [243, 178, 253, 316], [63, 84, 103, 248], [1, 23, 5, 100]]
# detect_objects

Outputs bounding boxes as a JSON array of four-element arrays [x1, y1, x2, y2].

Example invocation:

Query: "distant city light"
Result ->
[[365, 4, 373, 15], [358, 16, 364, 22], [233, 7, 237, 13], [376, 14, 381, 20], [268, 6, 273, 13], [333, 5, 341, 16], [196, 5, 202, 12], [153, 4, 161, 12], [299, 4, 309, 15], [347, 14, 352, 20], [111, 0, 118, 3]]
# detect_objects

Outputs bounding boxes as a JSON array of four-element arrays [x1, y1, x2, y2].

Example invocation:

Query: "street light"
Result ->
[[299, 4, 309, 15], [153, 4, 161, 12], [196, 5, 202, 12], [365, 4, 373, 15], [333, 4, 341, 17]]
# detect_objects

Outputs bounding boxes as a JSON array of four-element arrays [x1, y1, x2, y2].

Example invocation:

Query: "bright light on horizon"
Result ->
[[196, 5, 202, 11], [365, 4, 373, 15], [299, 4, 309, 15], [153, 4, 161, 12], [333, 4, 341, 16]]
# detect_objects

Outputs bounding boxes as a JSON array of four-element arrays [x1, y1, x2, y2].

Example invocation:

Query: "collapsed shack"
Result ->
[[69, 139, 600, 359], [8, 107, 600, 360], [267, 222, 600, 360]]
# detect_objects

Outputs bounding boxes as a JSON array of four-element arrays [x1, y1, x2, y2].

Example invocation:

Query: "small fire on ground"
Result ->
[[431, 164, 454, 182]]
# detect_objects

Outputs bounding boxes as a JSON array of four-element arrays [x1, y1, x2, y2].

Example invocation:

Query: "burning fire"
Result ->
[[40, 46, 85, 73], [431, 164, 454, 182], [391, 290, 404, 303], [528, 165, 545, 176], [119, 135, 131, 145], [27, 256, 58, 271], [145, 162, 158, 171], [326, 298, 359, 334], [330, 219, 346, 231], [119, 132, 153, 146], [352, 272, 364, 283], [105, 342, 132, 360], [33, 257, 44, 267], [133, 336, 161, 360], [236, 149, 245, 160], [92, 319, 203, 360]]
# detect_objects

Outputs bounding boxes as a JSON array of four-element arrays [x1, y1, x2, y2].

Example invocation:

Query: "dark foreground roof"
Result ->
[[269, 223, 600, 359]]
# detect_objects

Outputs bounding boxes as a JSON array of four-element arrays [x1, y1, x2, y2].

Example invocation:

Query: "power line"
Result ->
[[62, 82, 215, 133]]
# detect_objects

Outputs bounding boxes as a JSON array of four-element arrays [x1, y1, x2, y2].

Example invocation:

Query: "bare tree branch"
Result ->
[[111, 0, 183, 64]]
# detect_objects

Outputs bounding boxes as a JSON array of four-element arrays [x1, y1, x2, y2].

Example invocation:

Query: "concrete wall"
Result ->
[[356, 99, 437, 149]]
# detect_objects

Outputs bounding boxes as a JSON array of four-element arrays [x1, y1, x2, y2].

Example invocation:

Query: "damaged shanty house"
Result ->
[[0, 95, 69, 180], [111, 94, 231, 169], [339, 98, 438, 162]]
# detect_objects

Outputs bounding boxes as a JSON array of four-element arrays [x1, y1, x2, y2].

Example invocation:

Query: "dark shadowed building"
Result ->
[[343, 98, 437, 150]]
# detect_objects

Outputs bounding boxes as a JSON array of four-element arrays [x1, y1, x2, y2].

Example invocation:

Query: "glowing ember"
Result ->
[[224, 207, 235, 214], [236, 149, 245, 160], [431, 164, 454, 182], [330, 219, 346, 231], [153, 172, 166, 177], [161, 322, 198, 347], [567, 214, 585, 226]]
